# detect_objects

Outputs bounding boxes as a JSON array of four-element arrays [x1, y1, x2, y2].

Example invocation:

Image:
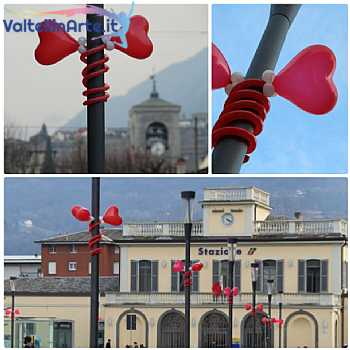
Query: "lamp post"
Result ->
[[90, 177, 101, 348], [278, 290, 283, 348], [181, 191, 195, 348], [266, 279, 274, 347], [87, 4, 105, 173], [227, 239, 237, 348], [250, 263, 259, 348], [10, 276, 17, 348]]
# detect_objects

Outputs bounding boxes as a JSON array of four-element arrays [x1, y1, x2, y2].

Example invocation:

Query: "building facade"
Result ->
[[4, 187, 348, 348], [36, 230, 121, 277], [4, 255, 42, 280]]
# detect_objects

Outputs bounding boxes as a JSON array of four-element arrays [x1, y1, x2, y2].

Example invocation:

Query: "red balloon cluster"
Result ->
[[71, 205, 122, 226], [35, 16, 153, 65]]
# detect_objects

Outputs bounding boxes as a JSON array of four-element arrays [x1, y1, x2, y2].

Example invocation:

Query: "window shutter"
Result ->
[[213, 261, 220, 284], [277, 260, 284, 292], [151, 261, 158, 292], [321, 260, 328, 292], [234, 260, 241, 291], [171, 260, 178, 292], [131, 260, 138, 292], [343, 261, 348, 289], [255, 260, 262, 292], [298, 260, 305, 292], [192, 271, 199, 292]]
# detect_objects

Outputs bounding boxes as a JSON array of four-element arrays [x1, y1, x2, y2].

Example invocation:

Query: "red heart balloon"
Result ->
[[112, 15, 153, 59], [232, 287, 239, 296], [191, 262, 203, 272], [212, 282, 222, 297], [35, 20, 79, 65], [257, 303, 264, 312], [273, 45, 337, 115], [244, 303, 252, 311], [212, 43, 231, 90], [71, 205, 81, 218], [103, 206, 122, 226], [173, 260, 184, 273], [72, 206, 91, 222]]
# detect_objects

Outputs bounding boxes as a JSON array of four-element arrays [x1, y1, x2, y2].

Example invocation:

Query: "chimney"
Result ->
[[294, 212, 303, 220]]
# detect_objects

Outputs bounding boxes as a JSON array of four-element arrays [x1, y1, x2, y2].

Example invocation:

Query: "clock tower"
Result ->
[[202, 187, 271, 237], [128, 75, 181, 163]]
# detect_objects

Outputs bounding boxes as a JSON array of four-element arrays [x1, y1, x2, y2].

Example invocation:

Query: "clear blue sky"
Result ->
[[212, 4, 348, 173]]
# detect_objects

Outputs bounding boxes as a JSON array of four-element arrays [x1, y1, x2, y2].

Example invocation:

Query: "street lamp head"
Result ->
[[267, 279, 274, 295], [181, 191, 196, 201], [181, 191, 195, 223], [9, 276, 17, 292], [251, 262, 259, 282]]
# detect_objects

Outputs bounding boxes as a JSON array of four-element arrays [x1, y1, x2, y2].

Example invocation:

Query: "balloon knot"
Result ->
[[262, 70, 277, 97]]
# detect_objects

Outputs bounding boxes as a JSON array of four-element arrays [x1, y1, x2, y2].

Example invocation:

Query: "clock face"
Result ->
[[150, 141, 165, 156], [222, 212, 234, 226]]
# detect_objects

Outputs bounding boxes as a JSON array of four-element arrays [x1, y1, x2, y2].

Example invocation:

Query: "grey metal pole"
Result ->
[[252, 281, 256, 348], [90, 177, 100, 347], [87, 4, 105, 173], [267, 293, 272, 347], [184, 222, 192, 348], [11, 291, 15, 348], [279, 301, 282, 348], [181, 191, 195, 348], [212, 4, 301, 174]]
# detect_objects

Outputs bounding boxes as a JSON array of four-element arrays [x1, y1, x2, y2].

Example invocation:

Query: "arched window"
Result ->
[[241, 312, 273, 348], [200, 312, 228, 348], [158, 311, 184, 348]]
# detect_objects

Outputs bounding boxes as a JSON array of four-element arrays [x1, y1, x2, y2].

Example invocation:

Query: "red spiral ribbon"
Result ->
[[212, 79, 270, 163], [80, 44, 110, 106], [88, 221, 102, 256]]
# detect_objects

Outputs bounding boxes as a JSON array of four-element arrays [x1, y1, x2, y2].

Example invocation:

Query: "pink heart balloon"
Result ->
[[173, 260, 184, 273], [224, 287, 231, 297], [212, 43, 231, 90], [232, 287, 239, 296], [273, 45, 337, 115]]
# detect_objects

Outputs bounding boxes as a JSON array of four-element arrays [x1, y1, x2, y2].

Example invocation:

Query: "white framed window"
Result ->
[[48, 245, 56, 254], [114, 246, 120, 254], [70, 244, 78, 253], [68, 262, 77, 271], [113, 262, 119, 275], [48, 262, 56, 275]]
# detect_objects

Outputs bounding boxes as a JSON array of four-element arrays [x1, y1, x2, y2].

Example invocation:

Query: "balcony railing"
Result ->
[[123, 222, 203, 237], [255, 219, 347, 235], [105, 292, 340, 307], [203, 187, 270, 206]]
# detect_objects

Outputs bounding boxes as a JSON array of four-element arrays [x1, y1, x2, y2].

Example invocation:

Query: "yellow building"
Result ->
[[4, 187, 348, 348]]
